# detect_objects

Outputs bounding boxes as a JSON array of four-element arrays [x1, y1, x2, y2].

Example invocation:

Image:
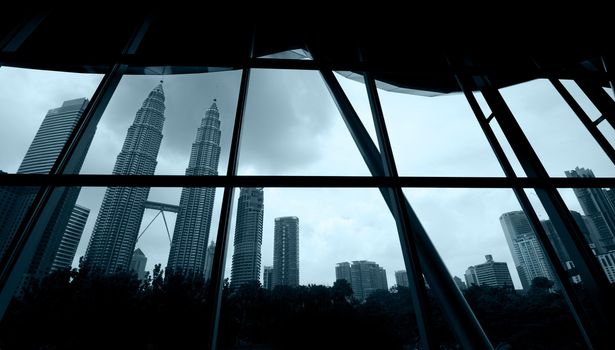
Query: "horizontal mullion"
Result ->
[[1, 174, 615, 188]]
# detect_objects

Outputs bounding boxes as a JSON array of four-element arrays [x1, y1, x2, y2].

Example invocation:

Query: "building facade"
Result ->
[[395, 270, 409, 288], [129, 248, 147, 280], [566, 167, 615, 253], [263, 266, 273, 290], [500, 211, 555, 289], [51, 204, 90, 271], [336, 260, 388, 300], [167, 101, 221, 276], [453, 276, 467, 290], [230, 188, 264, 287], [272, 216, 299, 287], [203, 241, 216, 281], [471, 255, 514, 288], [85, 84, 166, 273]]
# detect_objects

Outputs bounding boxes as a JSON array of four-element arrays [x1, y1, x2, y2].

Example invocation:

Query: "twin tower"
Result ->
[[85, 83, 221, 276]]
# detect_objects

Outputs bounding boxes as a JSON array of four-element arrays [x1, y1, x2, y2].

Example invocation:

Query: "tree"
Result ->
[[530, 277, 554, 293]]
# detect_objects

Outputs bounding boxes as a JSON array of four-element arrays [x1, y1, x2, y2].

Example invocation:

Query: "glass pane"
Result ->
[[404, 188, 585, 348], [237, 69, 371, 175], [259, 48, 312, 60], [0, 185, 224, 348], [334, 72, 380, 149], [381, 87, 504, 176], [218, 188, 419, 349], [79, 69, 241, 175], [490, 118, 527, 177], [0, 66, 103, 173], [499, 79, 615, 177], [0, 185, 41, 264], [597, 121, 615, 149]]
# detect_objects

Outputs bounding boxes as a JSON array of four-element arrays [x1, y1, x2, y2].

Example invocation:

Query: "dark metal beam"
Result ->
[[576, 78, 615, 132], [143, 200, 179, 213], [550, 78, 615, 166], [3, 174, 615, 188], [207, 68, 251, 350], [365, 71, 435, 349], [321, 69, 493, 350], [457, 71, 597, 349], [0, 12, 47, 53]]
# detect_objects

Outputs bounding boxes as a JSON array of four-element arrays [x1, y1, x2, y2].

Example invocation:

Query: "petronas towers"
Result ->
[[85, 83, 222, 277]]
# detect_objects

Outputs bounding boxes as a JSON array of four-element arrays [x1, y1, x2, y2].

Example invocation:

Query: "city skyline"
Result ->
[[1, 67, 614, 288]]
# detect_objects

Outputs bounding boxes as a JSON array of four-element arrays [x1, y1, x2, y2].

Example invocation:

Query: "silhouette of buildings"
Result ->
[[230, 188, 264, 287], [272, 216, 299, 287], [85, 84, 166, 273], [167, 101, 221, 276]]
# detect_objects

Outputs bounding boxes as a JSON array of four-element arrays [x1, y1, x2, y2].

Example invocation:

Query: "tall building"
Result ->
[[453, 276, 467, 290], [129, 248, 147, 280], [395, 270, 409, 288], [335, 262, 352, 283], [471, 255, 514, 288], [566, 167, 615, 253], [167, 101, 221, 276], [0, 99, 92, 286], [85, 83, 166, 273], [500, 211, 555, 289], [51, 204, 90, 271], [230, 188, 264, 287], [263, 266, 273, 290], [272, 216, 299, 287], [203, 241, 216, 281], [335, 260, 387, 300], [596, 251, 615, 283], [464, 266, 478, 287]]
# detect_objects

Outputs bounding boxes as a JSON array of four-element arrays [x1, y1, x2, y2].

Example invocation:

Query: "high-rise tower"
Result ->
[[272, 216, 299, 287], [167, 101, 221, 276], [0, 98, 91, 285], [85, 83, 166, 273], [230, 188, 264, 287]]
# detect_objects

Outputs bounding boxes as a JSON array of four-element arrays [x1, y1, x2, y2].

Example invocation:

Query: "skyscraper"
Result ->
[[453, 276, 467, 290], [0, 98, 91, 286], [85, 83, 166, 273], [336, 260, 388, 300], [51, 204, 90, 271], [566, 167, 615, 253], [263, 265, 273, 290], [395, 270, 409, 288], [500, 211, 555, 289], [464, 266, 478, 287], [129, 248, 147, 280], [230, 188, 264, 287], [167, 101, 221, 276], [470, 254, 514, 288], [272, 216, 299, 287], [203, 241, 216, 281]]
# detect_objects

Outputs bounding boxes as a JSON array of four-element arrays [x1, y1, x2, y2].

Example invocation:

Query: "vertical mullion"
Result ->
[[207, 67, 251, 350], [550, 78, 615, 165], [457, 72, 597, 349], [479, 76, 615, 348], [364, 72, 434, 349], [321, 69, 493, 350]]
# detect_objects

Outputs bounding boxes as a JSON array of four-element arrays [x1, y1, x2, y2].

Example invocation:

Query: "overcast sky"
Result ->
[[1, 65, 614, 290]]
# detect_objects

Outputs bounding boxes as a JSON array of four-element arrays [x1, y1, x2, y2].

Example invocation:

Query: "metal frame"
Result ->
[[0, 15, 614, 350]]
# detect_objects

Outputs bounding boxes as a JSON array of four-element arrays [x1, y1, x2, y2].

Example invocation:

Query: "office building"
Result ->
[[471, 255, 514, 288], [230, 188, 264, 287], [272, 216, 299, 287], [129, 248, 147, 280], [203, 241, 216, 281], [263, 266, 273, 290], [395, 270, 409, 288], [453, 276, 467, 290], [51, 204, 90, 271], [336, 260, 388, 300]]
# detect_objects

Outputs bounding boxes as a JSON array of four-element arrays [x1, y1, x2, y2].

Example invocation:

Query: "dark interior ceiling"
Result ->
[[0, 8, 611, 94]]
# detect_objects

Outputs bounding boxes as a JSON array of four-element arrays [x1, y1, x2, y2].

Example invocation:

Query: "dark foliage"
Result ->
[[0, 270, 585, 350]]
